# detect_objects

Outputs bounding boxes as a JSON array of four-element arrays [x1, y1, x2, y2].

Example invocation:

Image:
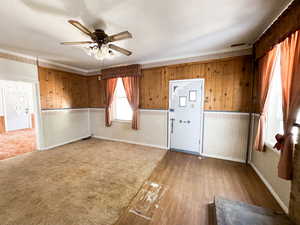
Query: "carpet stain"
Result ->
[[0, 138, 166, 225]]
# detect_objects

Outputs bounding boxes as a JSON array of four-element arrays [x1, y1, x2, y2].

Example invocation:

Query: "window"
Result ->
[[293, 109, 300, 144], [113, 78, 132, 121], [266, 50, 299, 146], [266, 53, 283, 146]]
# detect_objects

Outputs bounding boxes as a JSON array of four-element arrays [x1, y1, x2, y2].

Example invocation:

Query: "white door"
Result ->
[[4, 81, 32, 131], [169, 79, 204, 155]]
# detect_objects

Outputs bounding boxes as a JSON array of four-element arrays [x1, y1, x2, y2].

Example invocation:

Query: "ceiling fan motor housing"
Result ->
[[92, 29, 109, 46]]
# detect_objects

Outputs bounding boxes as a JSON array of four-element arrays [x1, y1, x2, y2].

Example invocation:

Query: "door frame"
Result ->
[[167, 78, 205, 155], [0, 79, 44, 150], [3, 82, 32, 131]]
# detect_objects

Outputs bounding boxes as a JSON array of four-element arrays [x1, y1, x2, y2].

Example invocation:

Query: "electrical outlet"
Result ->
[[98, 76, 101, 80]]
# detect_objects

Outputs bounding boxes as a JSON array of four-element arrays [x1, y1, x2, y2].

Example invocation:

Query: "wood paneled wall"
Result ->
[[38, 67, 89, 109], [87, 55, 254, 112], [254, 0, 300, 59], [88, 75, 106, 108]]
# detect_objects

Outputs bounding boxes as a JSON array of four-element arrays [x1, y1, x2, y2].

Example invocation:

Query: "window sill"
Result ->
[[265, 141, 280, 155], [112, 119, 132, 124]]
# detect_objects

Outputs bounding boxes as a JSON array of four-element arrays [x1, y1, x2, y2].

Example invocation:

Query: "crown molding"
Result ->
[[0, 48, 89, 75], [0, 46, 252, 76], [254, 0, 294, 43], [86, 70, 101, 76], [85, 46, 252, 74], [37, 59, 88, 75], [140, 46, 252, 69], [0, 48, 37, 65]]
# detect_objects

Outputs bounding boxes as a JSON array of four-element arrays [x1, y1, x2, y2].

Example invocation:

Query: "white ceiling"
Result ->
[[0, 0, 293, 71]]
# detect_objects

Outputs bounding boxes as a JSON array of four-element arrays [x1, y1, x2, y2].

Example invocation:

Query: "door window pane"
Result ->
[[189, 90, 197, 102], [179, 96, 187, 107]]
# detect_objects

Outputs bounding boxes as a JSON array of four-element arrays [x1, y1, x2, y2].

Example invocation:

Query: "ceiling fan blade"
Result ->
[[109, 44, 132, 56], [61, 41, 95, 45], [68, 20, 93, 36], [108, 31, 132, 42]]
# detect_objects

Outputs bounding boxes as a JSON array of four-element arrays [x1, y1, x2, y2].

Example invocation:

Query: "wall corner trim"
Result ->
[[250, 161, 289, 214]]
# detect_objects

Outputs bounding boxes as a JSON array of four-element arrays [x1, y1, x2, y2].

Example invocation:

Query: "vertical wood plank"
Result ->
[[38, 67, 89, 109]]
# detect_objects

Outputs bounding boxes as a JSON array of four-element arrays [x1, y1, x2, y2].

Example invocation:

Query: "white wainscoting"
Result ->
[[249, 114, 291, 213], [40, 109, 90, 150], [89, 108, 168, 149], [202, 111, 250, 163], [39, 108, 252, 165], [89, 109, 250, 161]]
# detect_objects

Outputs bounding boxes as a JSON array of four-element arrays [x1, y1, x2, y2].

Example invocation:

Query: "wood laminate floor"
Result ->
[[115, 151, 282, 225]]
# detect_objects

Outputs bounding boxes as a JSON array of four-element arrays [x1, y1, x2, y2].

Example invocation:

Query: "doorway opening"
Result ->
[[168, 79, 205, 155], [0, 80, 37, 160]]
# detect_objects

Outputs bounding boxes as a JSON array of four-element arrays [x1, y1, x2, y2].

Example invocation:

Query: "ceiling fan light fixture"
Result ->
[[95, 50, 103, 61], [83, 44, 114, 61], [63, 20, 132, 59], [108, 50, 114, 57], [92, 46, 99, 55], [82, 46, 92, 56]]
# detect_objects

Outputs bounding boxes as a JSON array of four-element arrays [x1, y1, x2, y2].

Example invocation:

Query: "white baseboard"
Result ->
[[93, 135, 169, 150], [39, 135, 91, 150], [250, 162, 289, 214], [201, 153, 246, 163]]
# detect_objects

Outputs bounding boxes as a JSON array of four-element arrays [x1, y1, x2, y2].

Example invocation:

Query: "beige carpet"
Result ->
[[0, 138, 166, 225]]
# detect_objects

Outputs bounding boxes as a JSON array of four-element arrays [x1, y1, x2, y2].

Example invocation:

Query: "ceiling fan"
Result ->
[[61, 20, 132, 59]]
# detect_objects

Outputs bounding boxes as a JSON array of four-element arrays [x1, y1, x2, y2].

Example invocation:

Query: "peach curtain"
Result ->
[[254, 47, 278, 152], [105, 78, 117, 127], [277, 31, 300, 180], [122, 76, 140, 130]]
